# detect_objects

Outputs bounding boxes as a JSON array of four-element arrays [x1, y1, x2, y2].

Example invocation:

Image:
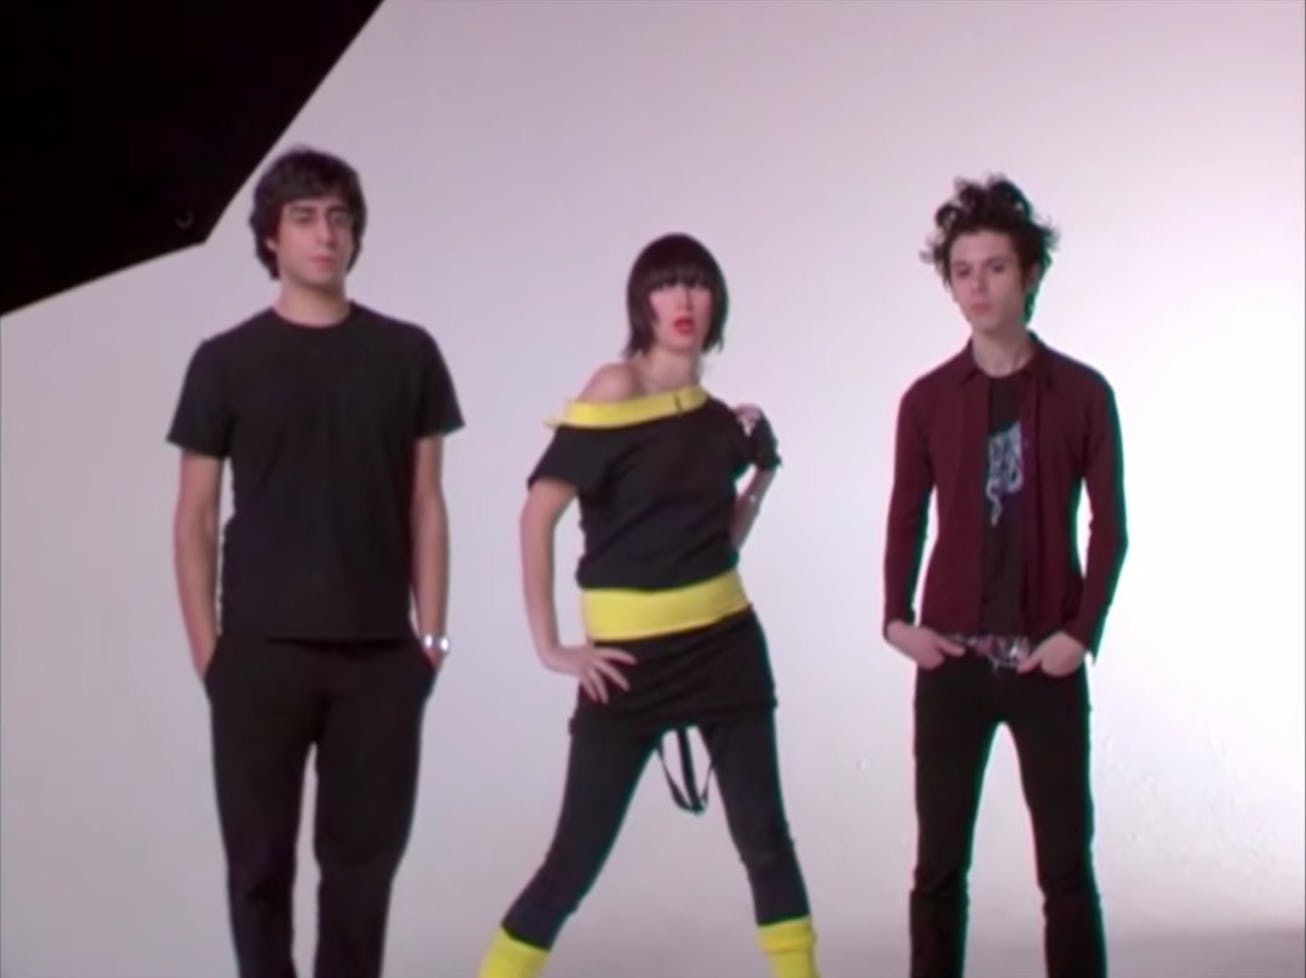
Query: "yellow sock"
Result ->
[[475, 927, 550, 978], [757, 915, 820, 978]]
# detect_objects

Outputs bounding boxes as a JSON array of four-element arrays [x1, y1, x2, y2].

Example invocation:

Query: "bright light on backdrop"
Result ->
[[2, 2, 1302, 976]]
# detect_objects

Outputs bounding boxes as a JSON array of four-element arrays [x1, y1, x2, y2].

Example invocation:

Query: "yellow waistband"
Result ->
[[581, 568, 750, 642]]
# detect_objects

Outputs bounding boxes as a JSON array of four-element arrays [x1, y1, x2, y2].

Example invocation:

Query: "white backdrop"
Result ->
[[2, 2, 1303, 976]]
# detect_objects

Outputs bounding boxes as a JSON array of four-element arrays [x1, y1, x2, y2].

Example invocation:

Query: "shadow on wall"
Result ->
[[1105, 927, 1306, 978], [964, 927, 1306, 978]]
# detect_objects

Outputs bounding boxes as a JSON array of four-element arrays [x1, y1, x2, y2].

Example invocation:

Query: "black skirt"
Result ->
[[569, 607, 777, 738]]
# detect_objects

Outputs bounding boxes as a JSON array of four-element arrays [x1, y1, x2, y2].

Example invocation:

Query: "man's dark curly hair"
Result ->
[[922, 175, 1059, 319], [248, 146, 367, 279]]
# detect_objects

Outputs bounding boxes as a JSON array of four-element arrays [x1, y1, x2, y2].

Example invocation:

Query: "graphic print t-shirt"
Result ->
[[977, 372, 1026, 634]]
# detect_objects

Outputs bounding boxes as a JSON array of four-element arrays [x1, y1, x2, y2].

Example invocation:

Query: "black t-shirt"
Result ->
[[166, 303, 464, 642], [978, 372, 1026, 634], [528, 385, 752, 591]]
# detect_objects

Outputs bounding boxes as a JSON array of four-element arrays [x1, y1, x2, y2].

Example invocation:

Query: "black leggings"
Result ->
[[501, 710, 810, 948]]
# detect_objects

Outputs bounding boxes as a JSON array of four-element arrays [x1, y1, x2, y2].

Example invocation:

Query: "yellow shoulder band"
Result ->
[[549, 384, 709, 429]]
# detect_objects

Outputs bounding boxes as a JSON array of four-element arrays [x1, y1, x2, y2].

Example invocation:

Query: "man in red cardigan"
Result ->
[[882, 175, 1128, 978]]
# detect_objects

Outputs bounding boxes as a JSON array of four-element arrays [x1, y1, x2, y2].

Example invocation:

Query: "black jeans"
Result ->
[[204, 634, 437, 978], [501, 710, 811, 947], [910, 654, 1105, 978]]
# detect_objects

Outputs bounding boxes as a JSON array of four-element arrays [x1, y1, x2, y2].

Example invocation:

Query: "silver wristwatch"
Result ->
[[420, 632, 451, 656]]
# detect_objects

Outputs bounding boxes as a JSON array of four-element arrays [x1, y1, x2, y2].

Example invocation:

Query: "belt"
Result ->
[[949, 632, 1033, 670]]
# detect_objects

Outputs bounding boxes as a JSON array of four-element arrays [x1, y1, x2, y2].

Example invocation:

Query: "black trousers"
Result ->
[[501, 710, 811, 948], [910, 654, 1106, 978], [204, 634, 437, 978]]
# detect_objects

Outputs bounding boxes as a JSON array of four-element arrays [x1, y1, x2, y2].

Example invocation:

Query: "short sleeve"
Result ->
[[166, 340, 232, 458], [528, 425, 610, 495], [415, 332, 465, 438], [725, 408, 753, 477]]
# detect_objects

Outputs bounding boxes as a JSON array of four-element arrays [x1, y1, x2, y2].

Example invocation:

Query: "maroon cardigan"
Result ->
[[882, 336, 1128, 653]]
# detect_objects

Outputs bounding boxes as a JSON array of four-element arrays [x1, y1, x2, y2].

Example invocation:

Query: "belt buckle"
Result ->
[[986, 634, 1030, 671], [948, 633, 1031, 670]]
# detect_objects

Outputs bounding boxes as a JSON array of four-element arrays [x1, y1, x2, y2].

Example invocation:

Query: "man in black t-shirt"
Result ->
[[167, 147, 464, 978]]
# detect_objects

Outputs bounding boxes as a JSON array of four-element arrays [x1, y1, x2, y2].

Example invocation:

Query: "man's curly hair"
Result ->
[[922, 175, 1059, 319]]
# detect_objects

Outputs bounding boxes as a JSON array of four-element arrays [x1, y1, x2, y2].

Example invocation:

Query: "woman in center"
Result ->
[[475, 233, 820, 978]]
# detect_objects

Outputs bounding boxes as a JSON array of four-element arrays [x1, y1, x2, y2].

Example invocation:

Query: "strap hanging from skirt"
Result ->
[[656, 726, 714, 814]]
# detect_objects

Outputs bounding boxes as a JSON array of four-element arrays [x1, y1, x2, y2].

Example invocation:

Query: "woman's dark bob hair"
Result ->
[[624, 233, 728, 357]]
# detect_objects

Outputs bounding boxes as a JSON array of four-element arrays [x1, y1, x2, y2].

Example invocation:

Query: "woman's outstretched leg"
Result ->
[[702, 712, 820, 978], [476, 726, 653, 978]]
